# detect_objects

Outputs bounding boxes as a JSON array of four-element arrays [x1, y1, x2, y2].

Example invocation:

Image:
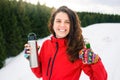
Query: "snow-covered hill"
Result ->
[[0, 23, 120, 80]]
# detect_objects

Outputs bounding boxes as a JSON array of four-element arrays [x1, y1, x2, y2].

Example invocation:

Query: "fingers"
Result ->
[[24, 44, 31, 53], [93, 54, 100, 63], [38, 46, 40, 50], [24, 43, 40, 59], [24, 44, 30, 48], [24, 44, 31, 59]]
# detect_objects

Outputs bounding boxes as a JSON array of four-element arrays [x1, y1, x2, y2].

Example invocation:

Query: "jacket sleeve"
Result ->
[[31, 51, 42, 78], [31, 65, 42, 78], [82, 59, 107, 80]]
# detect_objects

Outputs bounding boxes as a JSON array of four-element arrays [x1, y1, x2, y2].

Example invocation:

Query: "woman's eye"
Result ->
[[56, 20, 61, 23], [56, 20, 61, 22], [65, 21, 70, 24], [66, 21, 70, 23]]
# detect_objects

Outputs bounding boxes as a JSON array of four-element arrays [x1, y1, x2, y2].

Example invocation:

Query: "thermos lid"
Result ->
[[28, 32, 37, 40], [84, 38, 91, 49]]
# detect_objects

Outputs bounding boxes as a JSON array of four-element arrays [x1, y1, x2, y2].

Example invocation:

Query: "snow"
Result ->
[[0, 23, 120, 80]]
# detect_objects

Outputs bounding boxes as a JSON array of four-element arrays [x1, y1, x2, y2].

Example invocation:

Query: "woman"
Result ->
[[25, 6, 107, 80]]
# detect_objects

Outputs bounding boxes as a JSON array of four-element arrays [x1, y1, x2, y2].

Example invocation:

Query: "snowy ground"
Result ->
[[0, 23, 120, 80]]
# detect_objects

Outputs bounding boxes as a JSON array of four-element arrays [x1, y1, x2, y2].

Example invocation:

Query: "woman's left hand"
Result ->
[[79, 48, 100, 64]]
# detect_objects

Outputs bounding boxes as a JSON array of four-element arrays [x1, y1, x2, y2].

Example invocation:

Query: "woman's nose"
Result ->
[[60, 22, 65, 27]]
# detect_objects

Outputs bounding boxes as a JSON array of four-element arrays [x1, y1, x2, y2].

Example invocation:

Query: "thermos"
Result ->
[[85, 41, 91, 49], [84, 38, 91, 49], [28, 33, 38, 68], [85, 39, 93, 64]]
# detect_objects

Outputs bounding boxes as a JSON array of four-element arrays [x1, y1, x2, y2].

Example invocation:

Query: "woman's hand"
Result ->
[[79, 48, 100, 64], [24, 44, 40, 59], [24, 44, 31, 59]]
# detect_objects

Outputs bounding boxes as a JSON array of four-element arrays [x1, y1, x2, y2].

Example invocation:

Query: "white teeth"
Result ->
[[59, 29, 65, 32]]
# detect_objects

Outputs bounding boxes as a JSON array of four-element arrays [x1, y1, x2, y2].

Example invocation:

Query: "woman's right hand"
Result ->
[[24, 43, 40, 59], [24, 43, 31, 59]]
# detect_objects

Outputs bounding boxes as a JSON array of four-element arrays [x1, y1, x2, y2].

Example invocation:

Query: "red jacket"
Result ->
[[31, 36, 107, 80]]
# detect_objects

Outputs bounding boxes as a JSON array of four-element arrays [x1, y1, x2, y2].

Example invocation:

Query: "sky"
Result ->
[[0, 23, 120, 80], [24, 0, 120, 15]]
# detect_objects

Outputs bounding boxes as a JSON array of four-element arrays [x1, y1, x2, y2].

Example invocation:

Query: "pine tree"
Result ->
[[0, 25, 7, 68]]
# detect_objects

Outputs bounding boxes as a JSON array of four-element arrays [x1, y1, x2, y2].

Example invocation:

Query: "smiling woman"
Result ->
[[24, 6, 107, 80], [53, 12, 70, 38]]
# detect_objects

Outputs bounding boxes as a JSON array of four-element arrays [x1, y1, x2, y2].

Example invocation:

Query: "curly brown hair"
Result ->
[[48, 6, 84, 62]]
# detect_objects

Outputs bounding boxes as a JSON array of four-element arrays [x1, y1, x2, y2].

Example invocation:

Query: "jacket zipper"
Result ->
[[48, 42, 59, 80], [46, 57, 52, 76]]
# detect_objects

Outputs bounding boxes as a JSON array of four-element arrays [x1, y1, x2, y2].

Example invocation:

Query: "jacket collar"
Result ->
[[51, 36, 67, 47]]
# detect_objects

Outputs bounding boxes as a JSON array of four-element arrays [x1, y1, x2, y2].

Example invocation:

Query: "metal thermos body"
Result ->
[[28, 33, 38, 68]]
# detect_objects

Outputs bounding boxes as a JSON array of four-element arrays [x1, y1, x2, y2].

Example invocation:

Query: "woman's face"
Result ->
[[53, 12, 70, 38]]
